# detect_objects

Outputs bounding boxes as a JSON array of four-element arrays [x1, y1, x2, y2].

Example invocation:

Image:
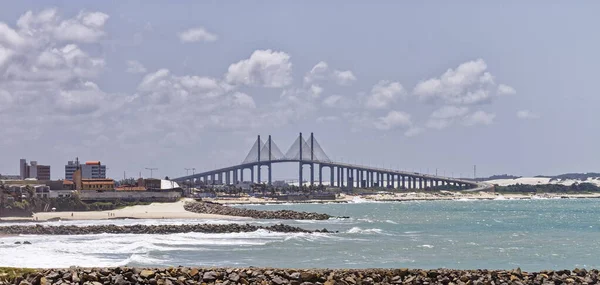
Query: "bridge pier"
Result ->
[[268, 163, 272, 185], [257, 165, 261, 184], [318, 164, 323, 185], [310, 163, 315, 186]]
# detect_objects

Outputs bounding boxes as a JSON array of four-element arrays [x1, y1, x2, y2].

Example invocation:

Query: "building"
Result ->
[[65, 158, 107, 180], [81, 179, 115, 190], [19, 159, 51, 180]]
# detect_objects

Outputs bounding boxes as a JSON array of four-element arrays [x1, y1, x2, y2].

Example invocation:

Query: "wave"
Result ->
[[385, 220, 399, 224], [346, 227, 384, 234]]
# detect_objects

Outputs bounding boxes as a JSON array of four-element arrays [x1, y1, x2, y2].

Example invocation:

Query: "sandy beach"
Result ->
[[2, 199, 249, 222]]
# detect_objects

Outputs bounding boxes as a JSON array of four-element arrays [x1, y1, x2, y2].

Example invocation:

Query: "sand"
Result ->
[[28, 198, 249, 221]]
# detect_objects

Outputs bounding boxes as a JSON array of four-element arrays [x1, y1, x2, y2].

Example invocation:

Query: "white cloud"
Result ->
[[54, 11, 109, 43], [232, 92, 256, 109], [497, 84, 516, 95], [463, 110, 496, 126], [430, 105, 469, 119], [126, 60, 147, 74], [404, 127, 424, 137], [225, 49, 292, 88], [310, 84, 323, 98], [413, 59, 512, 105], [322, 95, 342, 107], [517, 110, 540, 119], [304, 61, 328, 84], [0, 8, 110, 120], [178, 27, 217, 43], [366, 80, 405, 109], [426, 105, 470, 129], [333, 70, 357, 85], [138, 69, 231, 103], [374, 110, 412, 130]]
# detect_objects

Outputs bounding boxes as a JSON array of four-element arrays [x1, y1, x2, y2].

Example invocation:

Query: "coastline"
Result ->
[[0, 267, 595, 285], [209, 191, 600, 205], [1, 199, 250, 222], [2, 192, 600, 223]]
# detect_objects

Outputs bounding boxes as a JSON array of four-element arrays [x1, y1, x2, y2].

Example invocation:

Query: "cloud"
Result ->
[[304, 61, 328, 84], [232, 92, 256, 109], [517, 110, 540, 119], [426, 105, 469, 129], [225, 49, 292, 88], [310, 84, 323, 98], [366, 80, 405, 109], [0, 9, 110, 119], [497, 84, 516, 95], [413, 59, 515, 105], [138, 69, 231, 104], [322, 95, 342, 107], [374, 110, 412, 130], [333, 70, 357, 85], [126, 60, 147, 74], [178, 27, 217, 43], [304, 61, 356, 86], [404, 127, 424, 137], [463, 110, 496, 126]]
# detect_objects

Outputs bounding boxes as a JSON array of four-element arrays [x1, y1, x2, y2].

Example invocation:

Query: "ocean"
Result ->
[[1, 198, 599, 271]]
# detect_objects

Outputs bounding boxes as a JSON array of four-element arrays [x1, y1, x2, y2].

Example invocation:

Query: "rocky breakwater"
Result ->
[[2, 267, 599, 285], [184, 201, 331, 220], [0, 223, 332, 235]]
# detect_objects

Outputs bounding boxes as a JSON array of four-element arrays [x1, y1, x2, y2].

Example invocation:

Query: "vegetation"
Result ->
[[0, 188, 152, 217], [495, 182, 600, 193], [0, 267, 37, 282]]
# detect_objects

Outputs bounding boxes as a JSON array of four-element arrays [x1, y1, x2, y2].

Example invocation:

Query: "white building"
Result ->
[[65, 158, 107, 180]]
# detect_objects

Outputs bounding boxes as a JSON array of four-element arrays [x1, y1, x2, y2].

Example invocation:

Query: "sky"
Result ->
[[0, 1, 599, 180]]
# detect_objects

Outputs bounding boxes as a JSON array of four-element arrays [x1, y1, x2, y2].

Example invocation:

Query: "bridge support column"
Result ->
[[330, 166, 334, 187], [257, 165, 261, 184], [250, 167, 254, 184], [310, 163, 314, 186], [298, 163, 303, 187], [318, 165, 323, 185], [268, 163, 272, 185]]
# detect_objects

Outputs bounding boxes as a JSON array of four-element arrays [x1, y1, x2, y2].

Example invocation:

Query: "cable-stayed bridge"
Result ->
[[173, 133, 488, 190]]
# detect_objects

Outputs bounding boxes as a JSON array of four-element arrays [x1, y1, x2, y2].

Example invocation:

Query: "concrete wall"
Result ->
[[79, 190, 182, 202]]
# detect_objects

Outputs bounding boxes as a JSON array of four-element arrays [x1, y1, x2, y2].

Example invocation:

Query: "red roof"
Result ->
[[85, 161, 101, 165]]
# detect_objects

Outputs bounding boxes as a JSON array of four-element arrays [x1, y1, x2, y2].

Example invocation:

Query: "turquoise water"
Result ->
[[1, 199, 599, 270]]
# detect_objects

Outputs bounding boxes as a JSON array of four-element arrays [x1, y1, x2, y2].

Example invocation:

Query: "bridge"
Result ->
[[173, 133, 489, 191]]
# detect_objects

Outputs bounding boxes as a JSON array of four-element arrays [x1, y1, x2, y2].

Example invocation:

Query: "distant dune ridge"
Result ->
[[483, 173, 600, 187]]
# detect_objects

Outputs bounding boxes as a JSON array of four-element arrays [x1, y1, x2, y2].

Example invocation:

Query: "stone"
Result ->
[[140, 270, 155, 279], [300, 272, 318, 282], [202, 271, 217, 281], [344, 276, 356, 285], [272, 276, 287, 285], [228, 273, 240, 282], [189, 269, 199, 277]]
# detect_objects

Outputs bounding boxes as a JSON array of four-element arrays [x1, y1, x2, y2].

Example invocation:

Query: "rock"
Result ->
[[140, 270, 155, 279], [202, 271, 218, 281], [272, 276, 288, 285], [300, 272, 318, 282], [344, 276, 356, 284], [23, 241, 31, 245], [228, 273, 240, 282]]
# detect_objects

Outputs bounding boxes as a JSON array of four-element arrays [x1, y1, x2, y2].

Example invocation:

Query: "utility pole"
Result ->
[[145, 168, 158, 179]]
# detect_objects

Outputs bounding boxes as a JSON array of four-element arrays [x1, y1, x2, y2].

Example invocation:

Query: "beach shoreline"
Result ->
[[2, 192, 600, 223]]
